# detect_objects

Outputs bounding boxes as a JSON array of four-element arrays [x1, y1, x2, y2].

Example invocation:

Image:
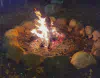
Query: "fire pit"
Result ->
[[20, 10, 78, 56], [4, 9, 95, 67]]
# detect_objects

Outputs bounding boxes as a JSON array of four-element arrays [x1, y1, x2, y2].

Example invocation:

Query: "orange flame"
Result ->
[[31, 9, 59, 48], [31, 10, 49, 47]]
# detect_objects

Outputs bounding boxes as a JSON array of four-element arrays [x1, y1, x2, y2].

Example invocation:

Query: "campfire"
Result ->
[[11, 9, 77, 57], [5, 8, 98, 58], [4, 8, 99, 69], [31, 9, 65, 52]]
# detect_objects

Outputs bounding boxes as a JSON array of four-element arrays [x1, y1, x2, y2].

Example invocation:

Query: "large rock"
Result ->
[[4, 28, 24, 62], [4, 21, 44, 66], [4, 28, 20, 49], [4, 29, 19, 40], [68, 20, 85, 37], [71, 51, 96, 69], [92, 30, 100, 41]]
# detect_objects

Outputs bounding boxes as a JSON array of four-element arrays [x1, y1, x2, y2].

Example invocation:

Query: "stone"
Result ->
[[93, 38, 100, 50], [4, 29, 19, 40], [85, 26, 93, 38], [69, 19, 77, 28], [21, 21, 34, 30], [4, 21, 45, 65], [15, 26, 25, 33], [49, 16, 56, 23], [68, 21, 84, 37], [4, 28, 25, 63], [55, 18, 67, 25], [67, 27, 72, 32], [71, 51, 96, 69], [4, 28, 19, 48], [93, 49, 100, 57], [92, 30, 100, 41], [80, 28, 85, 37]]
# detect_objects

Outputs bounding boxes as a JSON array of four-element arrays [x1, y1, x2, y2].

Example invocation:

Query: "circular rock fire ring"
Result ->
[[4, 21, 78, 57], [4, 9, 98, 68]]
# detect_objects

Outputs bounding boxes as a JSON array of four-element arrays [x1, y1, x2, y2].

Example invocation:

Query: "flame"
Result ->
[[31, 9, 62, 49], [31, 10, 49, 47]]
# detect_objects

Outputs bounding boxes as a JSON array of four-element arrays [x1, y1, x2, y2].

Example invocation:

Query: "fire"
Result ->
[[31, 9, 64, 50], [31, 10, 50, 48]]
